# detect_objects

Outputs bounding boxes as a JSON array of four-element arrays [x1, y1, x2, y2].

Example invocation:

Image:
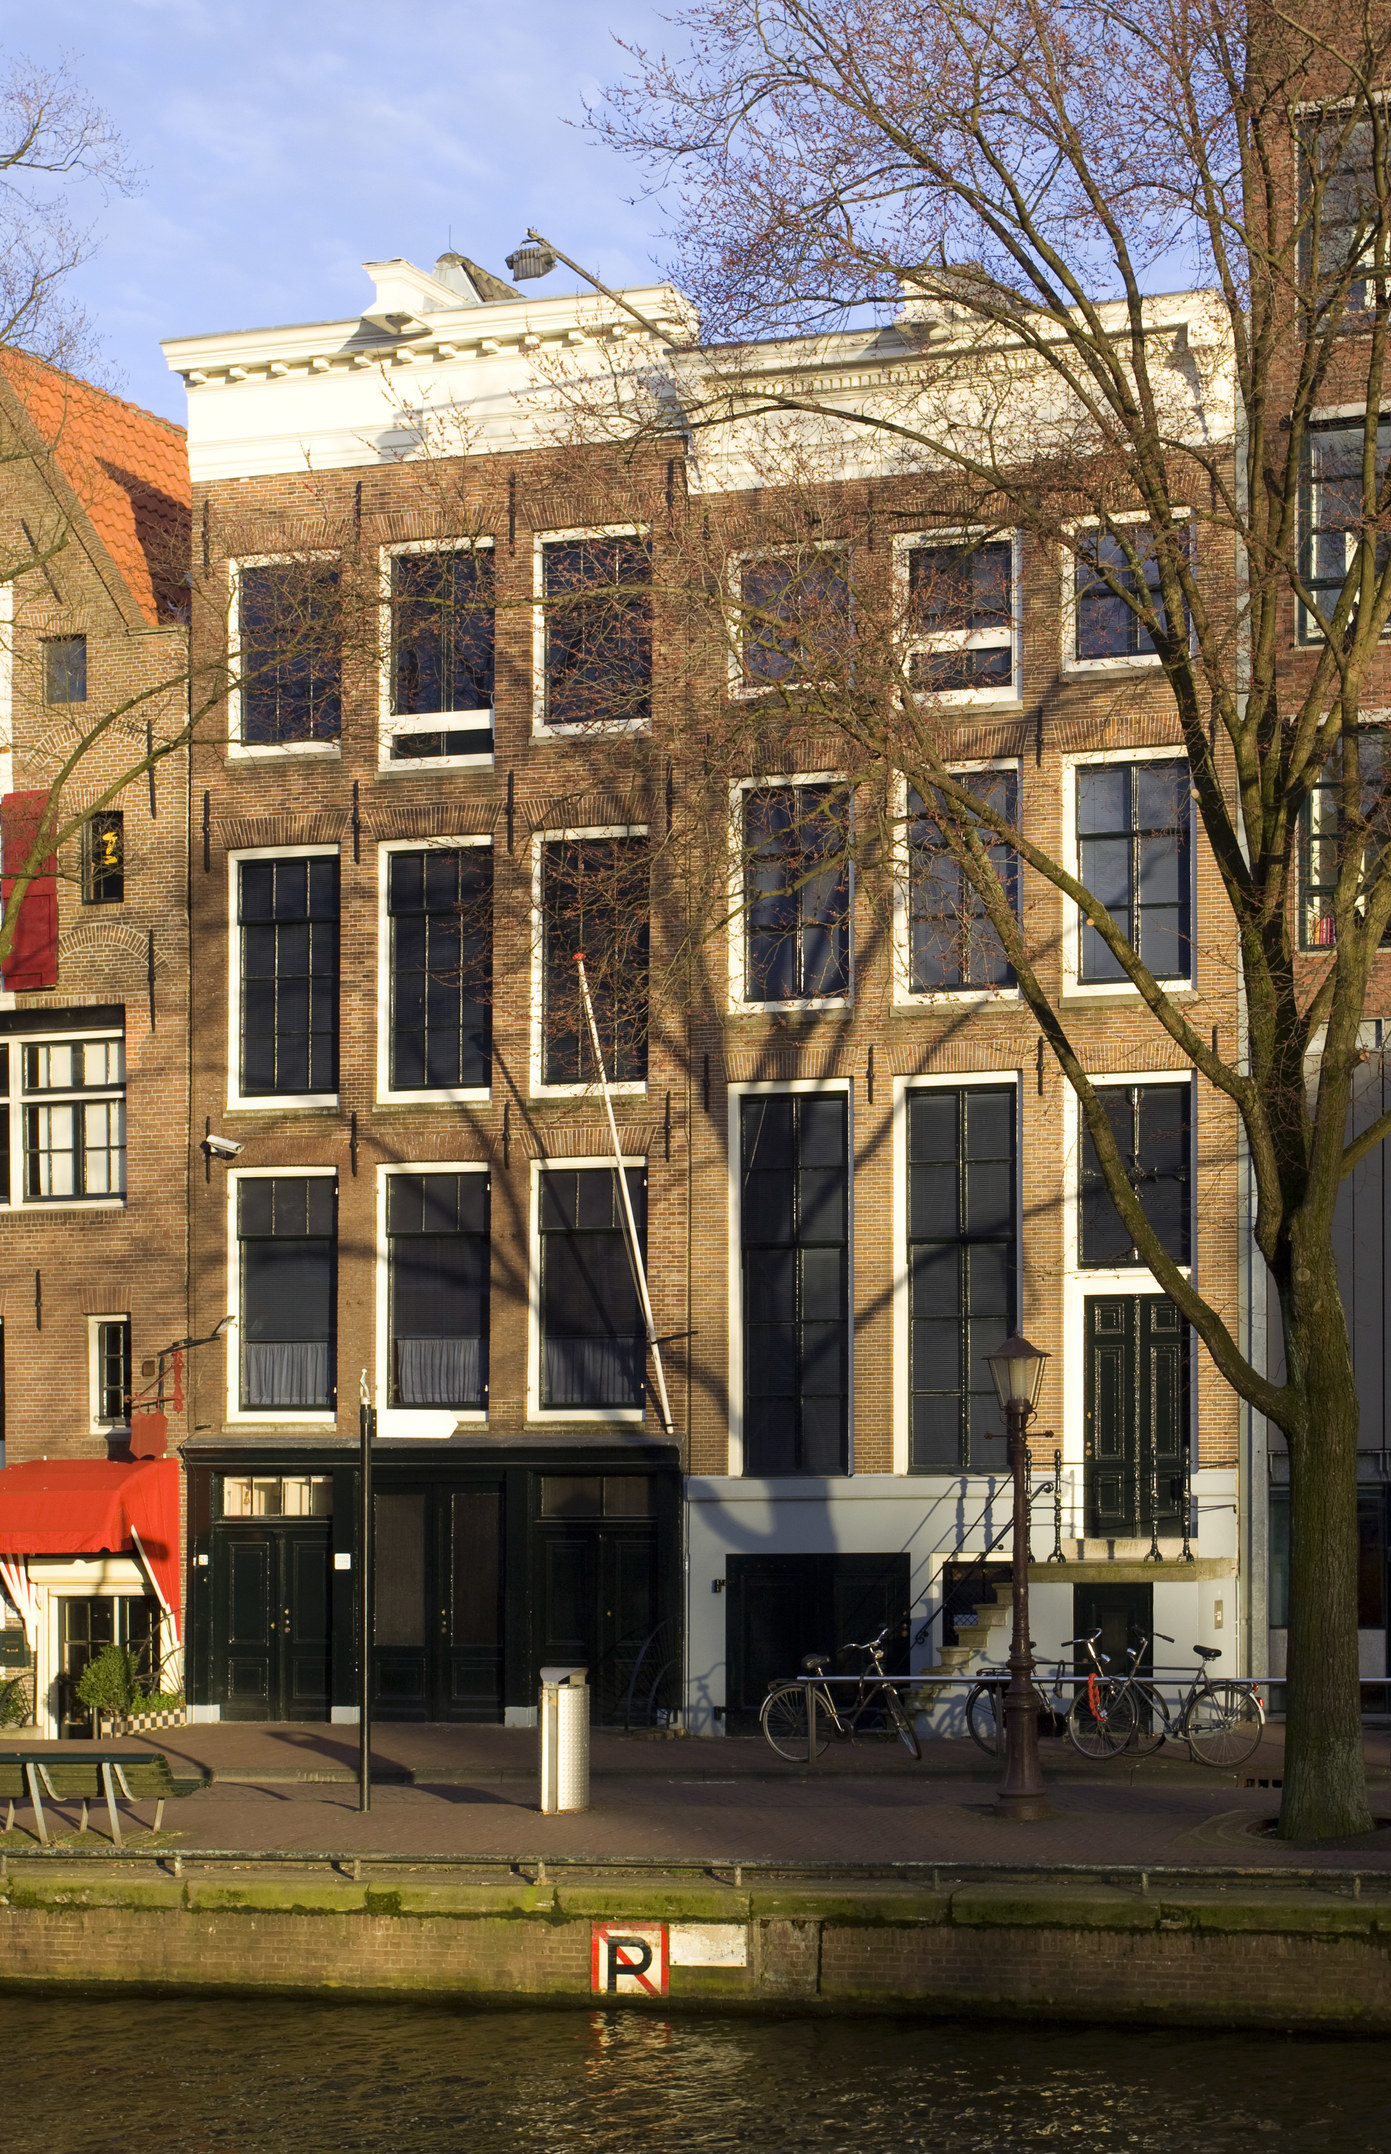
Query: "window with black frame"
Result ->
[[389, 546, 495, 759], [1076, 760, 1190, 982], [1300, 421, 1391, 643], [1079, 1083, 1191, 1268], [1301, 730, 1391, 948], [1074, 525, 1185, 662], [540, 837, 649, 1084], [541, 537, 651, 727], [907, 772, 1018, 991], [238, 561, 341, 745], [1303, 114, 1391, 310], [743, 783, 851, 1003], [907, 1086, 1015, 1473], [740, 1093, 848, 1475], [388, 846, 492, 1089], [93, 1318, 131, 1427], [388, 1173, 488, 1409], [906, 538, 1014, 694], [740, 551, 851, 689], [238, 1177, 336, 1412], [44, 635, 86, 704], [239, 855, 339, 1096], [538, 1167, 646, 1411], [83, 812, 124, 904]]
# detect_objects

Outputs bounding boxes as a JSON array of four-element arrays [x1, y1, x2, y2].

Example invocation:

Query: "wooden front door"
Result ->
[[213, 1526, 331, 1721], [371, 1482, 504, 1722], [1084, 1295, 1189, 1538]]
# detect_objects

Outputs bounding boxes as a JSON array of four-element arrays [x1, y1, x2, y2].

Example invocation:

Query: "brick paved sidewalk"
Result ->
[[4, 1720, 1391, 1871]]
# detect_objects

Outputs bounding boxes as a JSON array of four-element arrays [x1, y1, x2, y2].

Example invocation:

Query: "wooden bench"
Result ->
[[0, 1747, 178, 1847]]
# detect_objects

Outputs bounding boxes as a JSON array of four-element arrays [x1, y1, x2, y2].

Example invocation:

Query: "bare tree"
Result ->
[[571, 0, 1391, 1837]]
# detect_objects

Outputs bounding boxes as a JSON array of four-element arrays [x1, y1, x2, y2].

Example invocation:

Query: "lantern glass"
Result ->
[[986, 1332, 1049, 1413]]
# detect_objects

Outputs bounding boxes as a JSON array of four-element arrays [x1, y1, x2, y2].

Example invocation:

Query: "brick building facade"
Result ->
[[161, 255, 1243, 1730], [0, 357, 192, 1733]]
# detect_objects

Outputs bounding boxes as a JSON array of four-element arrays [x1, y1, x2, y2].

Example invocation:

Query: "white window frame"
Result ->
[[1059, 747, 1197, 1001], [376, 835, 492, 1106], [0, 1028, 127, 1212], [891, 1071, 1023, 1479], [892, 762, 1023, 1008], [377, 536, 495, 772], [725, 539, 853, 702], [225, 1165, 337, 1428], [1061, 509, 1192, 676], [532, 523, 651, 738], [726, 1077, 855, 1481], [728, 773, 854, 1013], [529, 823, 650, 1099], [87, 1312, 131, 1434], [375, 1161, 490, 1440], [891, 527, 1022, 709], [226, 554, 342, 762], [1060, 1073, 1198, 1541], [528, 1153, 649, 1426], [227, 843, 340, 1113]]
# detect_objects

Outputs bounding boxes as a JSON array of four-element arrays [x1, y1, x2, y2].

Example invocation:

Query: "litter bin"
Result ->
[[539, 1664, 589, 1814]]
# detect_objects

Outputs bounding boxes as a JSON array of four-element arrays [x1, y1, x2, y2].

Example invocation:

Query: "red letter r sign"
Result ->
[[590, 1921, 669, 1996]]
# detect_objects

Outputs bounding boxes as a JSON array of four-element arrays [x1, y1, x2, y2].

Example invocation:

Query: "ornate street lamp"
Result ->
[[986, 1331, 1051, 1819]]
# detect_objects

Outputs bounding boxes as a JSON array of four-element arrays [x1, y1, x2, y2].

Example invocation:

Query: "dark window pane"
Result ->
[[740, 1093, 848, 1475], [742, 552, 850, 688], [389, 1169, 488, 1408], [543, 538, 651, 727], [239, 1174, 336, 1413], [907, 541, 1013, 692], [907, 1085, 1016, 1473], [1079, 1083, 1191, 1267], [388, 846, 492, 1090], [239, 563, 341, 744], [539, 1167, 646, 1409], [44, 636, 86, 704], [1077, 760, 1190, 983], [541, 838, 649, 1083], [83, 812, 123, 904], [239, 855, 339, 1095], [744, 785, 850, 1003], [907, 773, 1018, 991]]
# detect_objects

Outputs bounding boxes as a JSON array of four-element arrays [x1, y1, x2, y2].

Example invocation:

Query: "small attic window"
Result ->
[[44, 635, 86, 704]]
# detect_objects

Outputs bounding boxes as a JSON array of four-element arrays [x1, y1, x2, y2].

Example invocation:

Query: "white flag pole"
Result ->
[[574, 952, 674, 1437]]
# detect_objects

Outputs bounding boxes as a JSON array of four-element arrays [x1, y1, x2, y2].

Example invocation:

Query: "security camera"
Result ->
[[203, 1133, 243, 1161]]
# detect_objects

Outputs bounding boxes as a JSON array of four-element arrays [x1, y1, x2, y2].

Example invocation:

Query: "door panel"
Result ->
[[1085, 1295, 1189, 1537], [213, 1526, 330, 1721], [446, 1485, 503, 1719], [283, 1533, 331, 1713], [374, 1490, 429, 1718]]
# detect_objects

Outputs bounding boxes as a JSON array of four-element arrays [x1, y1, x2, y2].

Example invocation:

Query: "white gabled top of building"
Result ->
[[161, 256, 697, 482]]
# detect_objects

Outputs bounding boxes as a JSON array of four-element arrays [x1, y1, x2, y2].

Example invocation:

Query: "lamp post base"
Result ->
[[993, 1789, 1054, 1821]]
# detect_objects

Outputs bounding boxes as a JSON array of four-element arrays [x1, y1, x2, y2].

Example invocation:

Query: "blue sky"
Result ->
[[19, 0, 674, 423]]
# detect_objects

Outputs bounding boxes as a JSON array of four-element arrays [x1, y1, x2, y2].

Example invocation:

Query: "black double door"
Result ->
[[372, 1483, 503, 1721], [214, 1527, 332, 1722], [724, 1552, 912, 1732], [533, 1517, 663, 1725], [1084, 1295, 1189, 1538]]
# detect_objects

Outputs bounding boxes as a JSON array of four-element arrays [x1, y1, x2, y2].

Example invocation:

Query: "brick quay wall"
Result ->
[[3, 1871, 1391, 2030]]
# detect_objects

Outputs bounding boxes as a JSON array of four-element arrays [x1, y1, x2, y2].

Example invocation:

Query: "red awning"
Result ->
[[0, 1459, 181, 1633]]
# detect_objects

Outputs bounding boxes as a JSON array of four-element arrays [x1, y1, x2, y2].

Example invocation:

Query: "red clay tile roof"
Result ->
[[0, 351, 190, 627]]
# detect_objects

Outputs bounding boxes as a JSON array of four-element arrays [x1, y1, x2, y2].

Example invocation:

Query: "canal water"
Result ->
[[4, 1996, 1382, 2152]]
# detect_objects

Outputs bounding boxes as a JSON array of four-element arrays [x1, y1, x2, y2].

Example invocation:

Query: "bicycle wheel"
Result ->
[[1068, 1682, 1137, 1759], [760, 1683, 832, 1762], [966, 1682, 1004, 1757], [884, 1686, 922, 1761], [1125, 1681, 1170, 1757], [1185, 1682, 1265, 1768]]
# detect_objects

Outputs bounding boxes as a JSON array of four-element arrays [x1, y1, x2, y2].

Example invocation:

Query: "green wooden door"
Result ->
[[213, 1526, 331, 1721], [1084, 1295, 1188, 1537]]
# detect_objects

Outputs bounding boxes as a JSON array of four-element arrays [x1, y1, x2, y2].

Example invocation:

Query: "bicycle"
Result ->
[[760, 1626, 922, 1762], [1097, 1629, 1266, 1767], [964, 1664, 1071, 1756], [1063, 1631, 1140, 1759]]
